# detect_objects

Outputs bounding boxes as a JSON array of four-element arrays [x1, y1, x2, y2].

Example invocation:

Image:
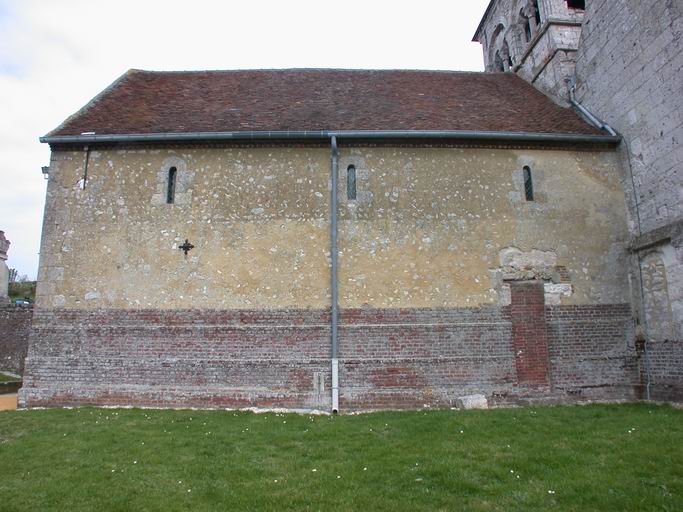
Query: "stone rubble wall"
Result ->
[[0, 305, 33, 375]]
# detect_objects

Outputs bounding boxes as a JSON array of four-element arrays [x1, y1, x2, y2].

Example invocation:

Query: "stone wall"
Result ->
[[475, 0, 683, 403], [573, 0, 683, 395], [0, 305, 32, 374], [574, 0, 683, 235], [21, 141, 639, 409], [35, 145, 629, 310]]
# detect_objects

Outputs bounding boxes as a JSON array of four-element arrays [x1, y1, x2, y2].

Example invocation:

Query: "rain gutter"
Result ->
[[40, 130, 620, 145]]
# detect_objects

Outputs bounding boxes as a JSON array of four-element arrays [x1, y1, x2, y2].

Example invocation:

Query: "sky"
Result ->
[[0, 0, 489, 279]]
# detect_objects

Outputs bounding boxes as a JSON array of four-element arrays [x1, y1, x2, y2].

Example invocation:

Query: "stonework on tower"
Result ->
[[473, 0, 586, 105]]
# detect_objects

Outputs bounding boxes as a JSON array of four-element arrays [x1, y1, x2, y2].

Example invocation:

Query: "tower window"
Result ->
[[533, 0, 541, 25], [523, 166, 534, 201], [494, 51, 505, 72], [347, 165, 357, 200], [503, 40, 513, 69], [566, 0, 585, 9], [522, 9, 532, 41], [167, 166, 177, 204]]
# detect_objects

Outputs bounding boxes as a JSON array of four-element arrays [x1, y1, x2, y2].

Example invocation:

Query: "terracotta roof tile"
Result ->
[[46, 69, 602, 137]]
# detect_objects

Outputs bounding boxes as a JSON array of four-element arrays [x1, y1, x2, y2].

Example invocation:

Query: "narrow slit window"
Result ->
[[347, 165, 357, 200], [533, 0, 541, 25], [167, 167, 177, 204], [523, 166, 534, 201]]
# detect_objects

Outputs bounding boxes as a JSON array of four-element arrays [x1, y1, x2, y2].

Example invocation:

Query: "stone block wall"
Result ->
[[574, 0, 683, 399], [574, 0, 683, 235], [515, 23, 581, 104], [0, 305, 33, 374], [474, 0, 585, 104]]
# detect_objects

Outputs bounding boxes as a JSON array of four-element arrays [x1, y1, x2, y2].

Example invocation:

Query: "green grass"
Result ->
[[0, 404, 681, 511], [0, 372, 19, 382]]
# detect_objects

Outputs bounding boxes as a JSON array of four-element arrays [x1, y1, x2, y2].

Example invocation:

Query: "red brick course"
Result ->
[[637, 340, 683, 402], [19, 302, 645, 410]]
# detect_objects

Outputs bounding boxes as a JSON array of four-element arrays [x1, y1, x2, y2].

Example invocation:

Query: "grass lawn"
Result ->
[[0, 372, 19, 382], [0, 404, 681, 511]]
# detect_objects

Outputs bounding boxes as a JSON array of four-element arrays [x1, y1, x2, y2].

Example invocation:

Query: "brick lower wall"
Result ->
[[546, 304, 639, 400], [639, 340, 683, 402], [0, 305, 33, 374], [338, 307, 516, 409], [19, 302, 649, 410]]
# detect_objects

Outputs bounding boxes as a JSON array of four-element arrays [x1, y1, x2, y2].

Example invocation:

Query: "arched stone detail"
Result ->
[[488, 23, 507, 71]]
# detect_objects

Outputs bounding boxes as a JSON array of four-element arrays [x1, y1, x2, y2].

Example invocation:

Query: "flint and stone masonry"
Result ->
[[20, 141, 638, 409], [21, 0, 683, 410]]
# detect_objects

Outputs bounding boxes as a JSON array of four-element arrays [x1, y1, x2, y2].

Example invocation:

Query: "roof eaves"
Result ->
[[43, 69, 140, 138]]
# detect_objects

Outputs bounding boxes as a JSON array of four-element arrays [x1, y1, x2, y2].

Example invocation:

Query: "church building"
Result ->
[[20, 0, 682, 411]]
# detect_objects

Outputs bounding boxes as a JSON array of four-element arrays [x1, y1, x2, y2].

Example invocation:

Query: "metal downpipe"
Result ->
[[568, 82, 618, 137], [330, 136, 339, 414]]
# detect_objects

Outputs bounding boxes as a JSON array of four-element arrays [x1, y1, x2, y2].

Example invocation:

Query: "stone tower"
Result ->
[[475, 0, 683, 400], [473, 0, 586, 104]]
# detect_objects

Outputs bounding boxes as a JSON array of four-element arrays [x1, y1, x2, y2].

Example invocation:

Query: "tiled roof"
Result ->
[[46, 69, 602, 137]]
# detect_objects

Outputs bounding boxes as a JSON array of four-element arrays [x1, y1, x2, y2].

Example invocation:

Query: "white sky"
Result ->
[[0, 0, 489, 278]]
